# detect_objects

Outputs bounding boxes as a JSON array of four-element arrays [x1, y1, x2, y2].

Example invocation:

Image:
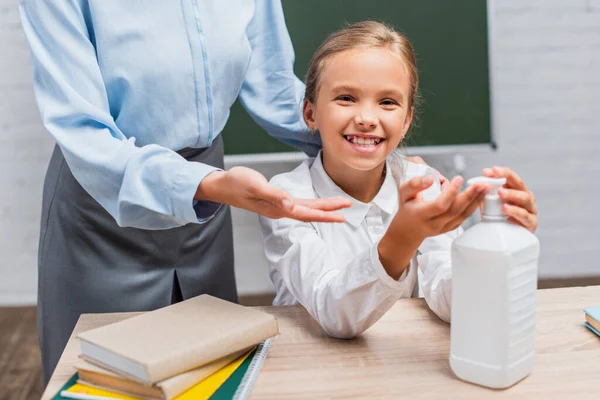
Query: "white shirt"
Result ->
[[259, 153, 462, 338]]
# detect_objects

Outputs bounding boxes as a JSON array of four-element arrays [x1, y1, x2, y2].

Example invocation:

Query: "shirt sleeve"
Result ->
[[238, 0, 322, 157], [407, 164, 462, 323], [417, 227, 462, 323], [19, 0, 220, 229], [259, 215, 417, 339]]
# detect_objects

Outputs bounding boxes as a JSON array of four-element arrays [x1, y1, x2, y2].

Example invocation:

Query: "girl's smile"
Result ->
[[343, 134, 386, 154]]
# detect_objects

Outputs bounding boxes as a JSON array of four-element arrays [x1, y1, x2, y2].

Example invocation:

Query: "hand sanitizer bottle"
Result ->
[[450, 177, 540, 388]]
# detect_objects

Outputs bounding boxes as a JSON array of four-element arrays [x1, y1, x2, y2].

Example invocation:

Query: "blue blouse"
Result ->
[[19, 0, 320, 229]]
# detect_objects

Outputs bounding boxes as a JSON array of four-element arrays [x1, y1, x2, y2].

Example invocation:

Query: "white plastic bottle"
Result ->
[[450, 176, 540, 389]]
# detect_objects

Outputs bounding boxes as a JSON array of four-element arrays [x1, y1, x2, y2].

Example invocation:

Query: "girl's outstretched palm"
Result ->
[[378, 175, 488, 279]]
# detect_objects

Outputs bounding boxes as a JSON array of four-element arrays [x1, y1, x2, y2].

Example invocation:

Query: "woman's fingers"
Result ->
[[399, 175, 435, 203], [294, 197, 352, 211], [285, 196, 353, 223], [251, 180, 295, 210], [251, 180, 349, 223], [498, 188, 537, 214], [283, 197, 351, 223], [284, 203, 347, 223]]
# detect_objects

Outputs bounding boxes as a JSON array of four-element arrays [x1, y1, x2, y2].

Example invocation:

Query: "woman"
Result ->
[[19, 0, 441, 383]]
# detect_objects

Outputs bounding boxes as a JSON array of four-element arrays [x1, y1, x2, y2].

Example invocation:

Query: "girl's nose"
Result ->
[[354, 108, 378, 130]]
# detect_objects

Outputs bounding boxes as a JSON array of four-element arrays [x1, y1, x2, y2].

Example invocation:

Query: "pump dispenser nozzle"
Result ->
[[467, 177, 507, 221]]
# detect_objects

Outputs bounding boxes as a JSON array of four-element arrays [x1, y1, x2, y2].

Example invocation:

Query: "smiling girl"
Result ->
[[259, 21, 538, 338]]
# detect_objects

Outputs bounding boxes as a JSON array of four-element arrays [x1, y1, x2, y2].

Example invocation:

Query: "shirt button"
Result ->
[[370, 226, 384, 235]]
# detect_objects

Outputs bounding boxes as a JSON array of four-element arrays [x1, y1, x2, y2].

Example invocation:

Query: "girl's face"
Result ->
[[304, 47, 413, 173]]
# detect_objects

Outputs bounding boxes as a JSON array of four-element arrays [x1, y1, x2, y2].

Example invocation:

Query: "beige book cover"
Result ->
[[76, 348, 248, 400], [77, 294, 278, 384]]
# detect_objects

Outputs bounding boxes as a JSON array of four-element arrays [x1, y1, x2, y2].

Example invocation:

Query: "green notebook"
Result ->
[[51, 373, 79, 400], [210, 339, 272, 400]]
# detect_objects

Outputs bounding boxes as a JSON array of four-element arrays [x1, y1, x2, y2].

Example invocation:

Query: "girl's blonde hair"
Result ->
[[304, 20, 420, 110], [304, 20, 420, 186]]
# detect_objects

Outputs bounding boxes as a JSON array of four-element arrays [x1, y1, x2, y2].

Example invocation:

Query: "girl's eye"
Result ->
[[336, 95, 355, 102], [380, 99, 399, 106]]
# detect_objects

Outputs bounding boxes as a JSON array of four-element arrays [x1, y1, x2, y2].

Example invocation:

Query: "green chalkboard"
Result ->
[[222, 0, 492, 155]]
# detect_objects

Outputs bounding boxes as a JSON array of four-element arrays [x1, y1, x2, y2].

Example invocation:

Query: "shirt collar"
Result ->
[[309, 151, 398, 227]]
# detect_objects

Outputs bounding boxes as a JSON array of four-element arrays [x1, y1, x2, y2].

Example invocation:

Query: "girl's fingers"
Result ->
[[483, 166, 527, 191], [404, 156, 449, 187], [399, 175, 435, 203], [498, 188, 537, 214], [422, 176, 463, 217], [503, 203, 538, 232], [440, 191, 486, 232], [432, 167, 449, 188], [432, 182, 485, 220], [460, 191, 486, 221]]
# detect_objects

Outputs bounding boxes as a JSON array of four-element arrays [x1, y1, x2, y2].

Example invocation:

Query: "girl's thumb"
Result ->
[[400, 175, 434, 202]]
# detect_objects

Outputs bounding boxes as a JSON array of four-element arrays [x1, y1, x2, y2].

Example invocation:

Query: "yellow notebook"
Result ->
[[76, 348, 249, 399], [64, 349, 253, 400]]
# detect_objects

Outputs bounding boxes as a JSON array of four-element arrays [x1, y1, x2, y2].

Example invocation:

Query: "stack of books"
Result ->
[[584, 306, 600, 337], [55, 295, 279, 400]]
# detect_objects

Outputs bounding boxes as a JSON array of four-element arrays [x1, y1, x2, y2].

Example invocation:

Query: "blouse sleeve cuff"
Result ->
[[172, 161, 223, 224], [368, 241, 414, 293]]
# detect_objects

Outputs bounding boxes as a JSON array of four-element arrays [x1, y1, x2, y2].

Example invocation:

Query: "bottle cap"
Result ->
[[467, 176, 507, 220]]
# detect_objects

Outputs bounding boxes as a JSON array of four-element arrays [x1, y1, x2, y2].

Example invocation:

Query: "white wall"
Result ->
[[470, 0, 600, 278], [0, 0, 54, 305], [1, 0, 599, 304]]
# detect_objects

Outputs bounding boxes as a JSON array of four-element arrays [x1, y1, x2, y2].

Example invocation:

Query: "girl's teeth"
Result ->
[[345, 136, 381, 146]]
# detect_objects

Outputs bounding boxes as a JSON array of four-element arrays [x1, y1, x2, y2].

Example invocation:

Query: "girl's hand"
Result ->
[[395, 175, 488, 239], [483, 166, 538, 232], [196, 167, 352, 223], [378, 175, 488, 279], [404, 155, 449, 188]]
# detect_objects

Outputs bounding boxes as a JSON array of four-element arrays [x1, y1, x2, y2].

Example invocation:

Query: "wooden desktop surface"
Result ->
[[42, 286, 600, 399]]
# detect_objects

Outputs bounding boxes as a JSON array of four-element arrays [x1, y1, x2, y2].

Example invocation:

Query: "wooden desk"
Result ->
[[43, 287, 600, 399]]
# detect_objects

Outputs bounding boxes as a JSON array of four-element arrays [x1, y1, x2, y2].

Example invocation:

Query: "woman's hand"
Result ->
[[378, 175, 488, 279], [483, 166, 538, 232], [195, 167, 351, 222]]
